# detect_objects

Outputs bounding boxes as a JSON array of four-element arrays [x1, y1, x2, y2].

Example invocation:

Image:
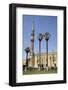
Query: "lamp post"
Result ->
[[25, 47, 30, 71], [44, 32, 50, 70], [38, 33, 43, 71]]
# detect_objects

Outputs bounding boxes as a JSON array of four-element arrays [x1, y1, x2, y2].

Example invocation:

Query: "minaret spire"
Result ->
[[32, 18, 35, 32], [30, 18, 35, 69], [31, 18, 35, 44]]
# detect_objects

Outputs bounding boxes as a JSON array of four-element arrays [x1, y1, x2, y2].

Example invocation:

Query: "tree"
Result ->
[[44, 32, 50, 70], [38, 33, 43, 70], [25, 47, 30, 70]]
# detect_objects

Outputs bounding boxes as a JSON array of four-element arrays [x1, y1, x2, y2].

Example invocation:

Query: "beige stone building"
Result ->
[[23, 52, 57, 69]]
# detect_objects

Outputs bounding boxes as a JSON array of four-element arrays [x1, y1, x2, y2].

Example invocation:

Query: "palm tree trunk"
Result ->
[[26, 53, 28, 70], [46, 40, 48, 70], [39, 40, 41, 71]]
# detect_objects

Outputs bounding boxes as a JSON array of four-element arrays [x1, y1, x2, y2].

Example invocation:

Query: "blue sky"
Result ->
[[23, 15, 57, 59]]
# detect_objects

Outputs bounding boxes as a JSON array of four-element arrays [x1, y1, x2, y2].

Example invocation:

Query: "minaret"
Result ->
[[30, 20, 35, 69]]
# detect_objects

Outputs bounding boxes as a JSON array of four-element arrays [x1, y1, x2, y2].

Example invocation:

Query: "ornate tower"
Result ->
[[30, 20, 35, 69]]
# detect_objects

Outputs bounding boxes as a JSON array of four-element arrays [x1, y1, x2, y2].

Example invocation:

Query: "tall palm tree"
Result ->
[[44, 32, 50, 70], [25, 47, 30, 70], [38, 33, 43, 70]]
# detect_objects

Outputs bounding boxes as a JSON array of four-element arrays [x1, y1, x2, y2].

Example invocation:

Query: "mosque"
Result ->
[[23, 21, 57, 71]]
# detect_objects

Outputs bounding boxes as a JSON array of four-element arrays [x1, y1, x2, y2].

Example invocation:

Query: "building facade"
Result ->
[[23, 52, 57, 69]]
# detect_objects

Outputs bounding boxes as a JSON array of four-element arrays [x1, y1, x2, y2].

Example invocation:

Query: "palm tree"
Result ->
[[25, 47, 30, 70], [38, 33, 43, 70], [44, 32, 50, 70]]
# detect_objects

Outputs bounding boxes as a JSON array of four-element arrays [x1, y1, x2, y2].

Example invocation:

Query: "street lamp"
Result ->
[[38, 33, 43, 71], [44, 32, 50, 70], [25, 47, 30, 70]]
